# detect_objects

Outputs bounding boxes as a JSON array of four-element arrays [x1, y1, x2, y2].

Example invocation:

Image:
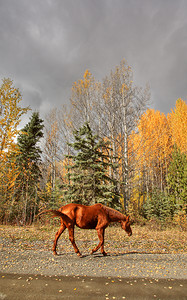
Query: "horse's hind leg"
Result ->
[[91, 228, 107, 256], [68, 226, 82, 257], [53, 223, 66, 255]]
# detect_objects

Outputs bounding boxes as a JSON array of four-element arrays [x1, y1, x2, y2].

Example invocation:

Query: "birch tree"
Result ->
[[100, 60, 150, 209]]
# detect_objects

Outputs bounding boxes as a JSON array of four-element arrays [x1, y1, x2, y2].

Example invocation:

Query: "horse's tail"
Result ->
[[37, 209, 69, 223]]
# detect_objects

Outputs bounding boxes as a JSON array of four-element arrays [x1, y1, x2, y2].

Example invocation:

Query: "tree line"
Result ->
[[0, 60, 186, 227]]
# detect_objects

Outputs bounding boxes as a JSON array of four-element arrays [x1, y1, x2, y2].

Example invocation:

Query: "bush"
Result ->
[[173, 207, 187, 231]]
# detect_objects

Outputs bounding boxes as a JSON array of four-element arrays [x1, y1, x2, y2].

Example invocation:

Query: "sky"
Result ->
[[0, 0, 187, 126]]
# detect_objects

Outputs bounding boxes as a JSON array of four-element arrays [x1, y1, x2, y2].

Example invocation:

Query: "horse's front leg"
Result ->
[[91, 228, 107, 256], [68, 226, 82, 257], [53, 223, 66, 255]]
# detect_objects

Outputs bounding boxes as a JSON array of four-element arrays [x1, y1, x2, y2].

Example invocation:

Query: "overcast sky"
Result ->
[[0, 0, 186, 126]]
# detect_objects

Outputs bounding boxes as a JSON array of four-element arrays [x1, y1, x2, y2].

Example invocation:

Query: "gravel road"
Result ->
[[1, 238, 187, 299], [1, 239, 187, 279]]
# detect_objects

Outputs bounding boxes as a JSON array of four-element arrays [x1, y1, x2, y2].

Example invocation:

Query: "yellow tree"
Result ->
[[69, 70, 103, 137], [0, 78, 29, 158], [70, 70, 96, 125], [168, 98, 187, 154], [0, 78, 29, 222], [129, 109, 172, 213]]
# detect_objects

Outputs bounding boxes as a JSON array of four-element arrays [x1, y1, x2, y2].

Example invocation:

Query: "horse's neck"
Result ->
[[104, 206, 126, 222]]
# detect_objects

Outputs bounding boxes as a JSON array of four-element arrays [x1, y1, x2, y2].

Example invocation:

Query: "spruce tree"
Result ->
[[64, 123, 119, 207], [16, 112, 44, 223], [167, 145, 187, 212], [143, 189, 172, 222]]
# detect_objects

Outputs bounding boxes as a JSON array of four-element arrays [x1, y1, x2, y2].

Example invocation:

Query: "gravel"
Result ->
[[1, 239, 187, 279]]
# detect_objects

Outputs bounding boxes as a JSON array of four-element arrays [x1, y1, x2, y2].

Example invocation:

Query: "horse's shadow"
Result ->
[[55, 250, 167, 258], [89, 251, 137, 258], [81, 251, 167, 258]]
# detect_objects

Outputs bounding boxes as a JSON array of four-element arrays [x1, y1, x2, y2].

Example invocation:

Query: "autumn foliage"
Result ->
[[168, 99, 187, 153], [128, 101, 186, 226], [0, 69, 186, 227]]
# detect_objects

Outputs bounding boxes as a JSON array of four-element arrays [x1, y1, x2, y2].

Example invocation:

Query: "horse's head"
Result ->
[[121, 216, 132, 236]]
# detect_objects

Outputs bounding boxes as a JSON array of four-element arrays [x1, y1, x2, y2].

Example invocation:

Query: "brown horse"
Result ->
[[40, 203, 132, 256]]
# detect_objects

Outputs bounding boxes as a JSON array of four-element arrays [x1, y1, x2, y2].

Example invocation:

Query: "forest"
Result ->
[[0, 60, 186, 228]]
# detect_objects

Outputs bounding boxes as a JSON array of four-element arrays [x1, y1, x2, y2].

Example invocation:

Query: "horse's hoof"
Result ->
[[53, 252, 57, 256], [77, 252, 82, 257], [102, 252, 107, 256]]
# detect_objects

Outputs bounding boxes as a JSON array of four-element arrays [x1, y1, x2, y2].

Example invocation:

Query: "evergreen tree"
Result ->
[[167, 145, 187, 212], [16, 112, 44, 223], [142, 189, 173, 222], [64, 123, 120, 207]]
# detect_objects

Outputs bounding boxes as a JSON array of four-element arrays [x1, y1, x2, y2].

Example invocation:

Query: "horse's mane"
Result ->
[[102, 205, 126, 221]]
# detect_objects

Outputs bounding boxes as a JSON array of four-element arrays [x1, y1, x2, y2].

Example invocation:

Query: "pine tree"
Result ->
[[16, 112, 44, 223], [64, 123, 120, 207]]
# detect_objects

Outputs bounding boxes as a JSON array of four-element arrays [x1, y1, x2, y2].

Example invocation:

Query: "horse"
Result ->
[[39, 203, 132, 257]]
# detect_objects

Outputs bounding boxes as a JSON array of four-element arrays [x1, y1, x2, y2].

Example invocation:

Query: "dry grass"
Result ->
[[0, 223, 187, 254]]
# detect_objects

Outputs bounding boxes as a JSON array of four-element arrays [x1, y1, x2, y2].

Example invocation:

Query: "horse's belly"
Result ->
[[76, 218, 97, 229]]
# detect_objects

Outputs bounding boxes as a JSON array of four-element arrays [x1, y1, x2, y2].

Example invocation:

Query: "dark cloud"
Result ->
[[0, 0, 186, 124]]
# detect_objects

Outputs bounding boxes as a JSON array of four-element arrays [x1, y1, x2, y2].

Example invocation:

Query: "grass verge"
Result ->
[[0, 223, 186, 254]]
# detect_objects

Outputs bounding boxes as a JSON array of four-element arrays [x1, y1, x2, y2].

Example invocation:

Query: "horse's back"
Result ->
[[60, 203, 103, 212], [59, 203, 91, 217]]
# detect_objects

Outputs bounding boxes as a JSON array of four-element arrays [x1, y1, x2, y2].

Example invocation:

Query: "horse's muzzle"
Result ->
[[128, 232, 132, 236]]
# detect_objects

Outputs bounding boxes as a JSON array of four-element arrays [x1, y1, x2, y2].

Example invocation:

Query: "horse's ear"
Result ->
[[126, 215, 130, 222]]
